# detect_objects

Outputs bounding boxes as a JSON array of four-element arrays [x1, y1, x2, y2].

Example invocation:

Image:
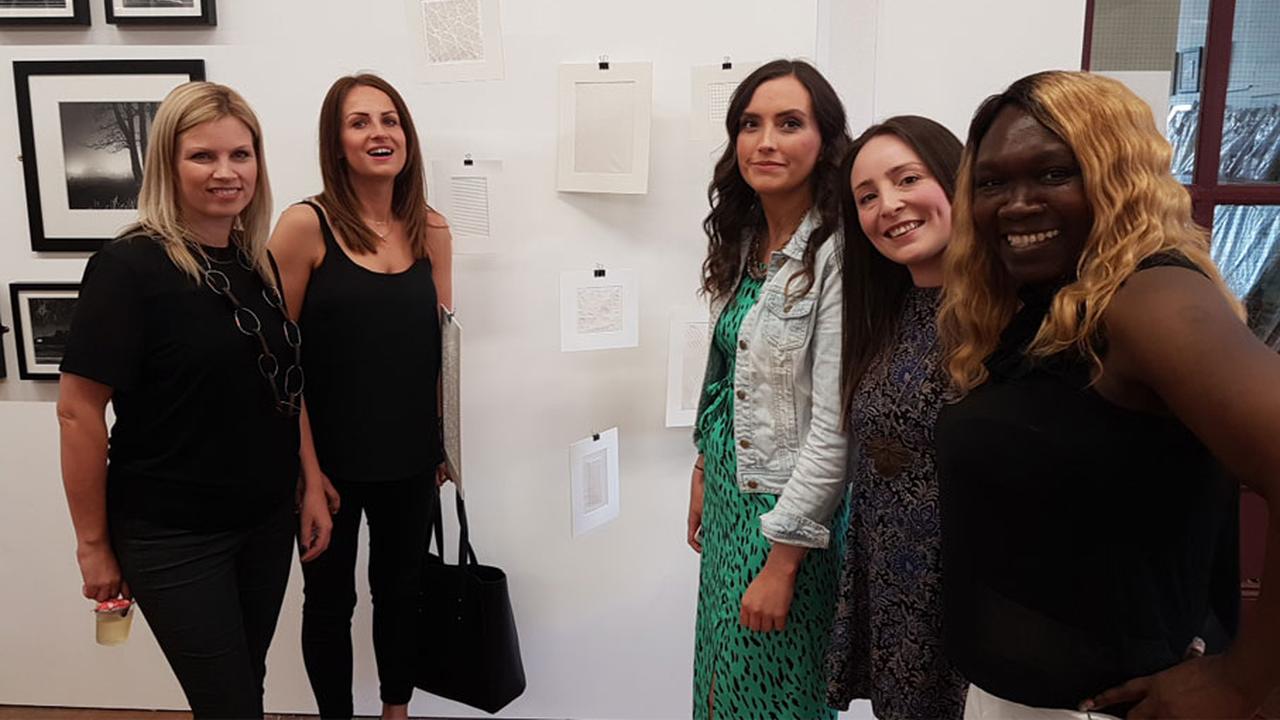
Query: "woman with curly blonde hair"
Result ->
[[935, 71, 1280, 717]]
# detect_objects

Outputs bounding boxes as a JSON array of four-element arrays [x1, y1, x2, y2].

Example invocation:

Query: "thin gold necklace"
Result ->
[[363, 216, 391, 239]]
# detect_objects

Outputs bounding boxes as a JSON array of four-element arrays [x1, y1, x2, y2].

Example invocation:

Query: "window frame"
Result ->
[[1082, 0, 1280, 227]]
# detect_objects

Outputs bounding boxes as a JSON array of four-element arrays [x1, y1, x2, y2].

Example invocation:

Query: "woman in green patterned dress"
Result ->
[[688, 59, 851, 720]]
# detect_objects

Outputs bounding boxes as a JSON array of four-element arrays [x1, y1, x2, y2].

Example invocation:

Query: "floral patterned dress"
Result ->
[[825, 286, 967, 719], [693, 273, 842, 720]]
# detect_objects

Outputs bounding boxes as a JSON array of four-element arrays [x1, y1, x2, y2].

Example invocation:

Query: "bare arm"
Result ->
[[57, 372, 123, 601], [268, 204, 334, 560], [1088, 266, 1280, 714], [426, 212, 453, 312]]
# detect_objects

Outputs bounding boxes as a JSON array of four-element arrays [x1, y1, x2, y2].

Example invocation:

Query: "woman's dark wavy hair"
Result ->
[[839, 116, 962, 422], [700, 59, 851, 301]]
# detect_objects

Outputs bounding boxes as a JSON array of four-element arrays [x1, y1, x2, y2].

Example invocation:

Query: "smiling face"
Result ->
[[340, 84, 406, 180], [174, 115, 258, 241], [971, 106, 1094, 287], [851, 132, 952, 282], [735, 75, 822, 201]]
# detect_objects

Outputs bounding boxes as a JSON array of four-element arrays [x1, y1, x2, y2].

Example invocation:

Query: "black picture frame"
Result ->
[[0, 0, 90, 26], [0, 320, 9, 379], [10, 282, 80, 380], [1175, 47, 1203, 95], [14, 59, 206, 252], [104, 0, 215, 25]]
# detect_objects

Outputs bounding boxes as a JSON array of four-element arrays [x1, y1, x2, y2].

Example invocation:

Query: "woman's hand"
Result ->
[[687, 458, 704, 552], [76, 540, 128, 602], [435, 462, 452, 488], [1082, 654, 1261, 719], [298, 478, 335, 563], [739, 559, 798, 632]]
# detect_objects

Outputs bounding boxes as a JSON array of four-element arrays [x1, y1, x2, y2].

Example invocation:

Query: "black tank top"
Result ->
[[299, 200, 443, 483], [935, 253, 1239, 709]]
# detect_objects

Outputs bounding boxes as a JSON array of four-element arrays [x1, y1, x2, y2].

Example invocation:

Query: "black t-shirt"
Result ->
[[61, 235, 300, 531]]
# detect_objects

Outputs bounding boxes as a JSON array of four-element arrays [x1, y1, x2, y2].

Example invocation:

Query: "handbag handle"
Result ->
[[428, 485, 479, 567]]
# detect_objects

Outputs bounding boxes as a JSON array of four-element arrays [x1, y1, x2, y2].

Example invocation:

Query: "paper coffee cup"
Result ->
[[94, 600, 133, 646]]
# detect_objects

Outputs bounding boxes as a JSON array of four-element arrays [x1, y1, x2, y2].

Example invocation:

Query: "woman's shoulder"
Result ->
[[99, 231, 166, 265], [276, 200, 324, 233]]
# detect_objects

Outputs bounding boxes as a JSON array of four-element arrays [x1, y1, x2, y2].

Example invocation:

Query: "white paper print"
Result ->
[[690, 62, 760, 144], [559, 268, 639, 352], [573, 82, 636, 174], [557, 62, 652, 194], [570, 428, 620, 536], [706, 81, 735, 123], [406, 0, 504, 82], [450, 176, 490, 236], [430, 157, 503, 254], [421, 0, 484, 63], [582, 449, 609, 512], [665, 306, 711, 427], [575, 285, 624, 335]]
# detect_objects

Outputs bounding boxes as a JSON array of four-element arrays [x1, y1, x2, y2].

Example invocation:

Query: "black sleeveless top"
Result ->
[[299, 201, 443, 483], [935, 254, 1240, 709]]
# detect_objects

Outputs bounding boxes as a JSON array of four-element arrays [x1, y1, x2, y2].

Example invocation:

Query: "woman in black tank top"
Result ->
[[935, 71, 1280, 717], [269, 73, 453, 720]]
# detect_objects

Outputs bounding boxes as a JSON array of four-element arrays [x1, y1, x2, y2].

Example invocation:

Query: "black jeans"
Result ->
[[111, 503, 295, 719], [301, 473, 433, 719]]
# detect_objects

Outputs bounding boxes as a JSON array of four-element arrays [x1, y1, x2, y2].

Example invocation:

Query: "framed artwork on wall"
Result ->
[[0, 0, 90, 26], [104, 0, 215, 25], [1174, 46, 1203, 94], [14, 59, 206, 252], [10, 283, 79, 380], [0, 322, 9, 379]]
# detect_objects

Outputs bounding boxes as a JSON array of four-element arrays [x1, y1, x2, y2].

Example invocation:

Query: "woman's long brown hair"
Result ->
[[701, 59, 851, 301], [315, 73, 442, 259]]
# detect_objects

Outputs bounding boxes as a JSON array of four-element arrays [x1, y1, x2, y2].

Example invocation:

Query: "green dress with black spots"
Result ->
[[692, 274, 841, 720]]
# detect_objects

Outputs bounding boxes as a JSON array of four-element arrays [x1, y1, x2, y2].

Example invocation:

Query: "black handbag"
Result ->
[[414, 486, 526, 713]]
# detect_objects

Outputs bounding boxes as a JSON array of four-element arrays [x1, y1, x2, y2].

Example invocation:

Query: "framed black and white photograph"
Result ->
[[10, 283, 79, 380], [14, 59, 206, 252], [0, 0, 89, 26], [104, 0, 215, 25]]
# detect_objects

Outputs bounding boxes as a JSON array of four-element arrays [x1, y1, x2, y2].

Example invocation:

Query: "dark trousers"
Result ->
[[301, 474, 433, 719], [112, 504, 295, 720]]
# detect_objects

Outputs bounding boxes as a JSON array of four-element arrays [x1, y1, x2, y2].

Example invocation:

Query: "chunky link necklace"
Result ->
[[196, 242, 304, 417]]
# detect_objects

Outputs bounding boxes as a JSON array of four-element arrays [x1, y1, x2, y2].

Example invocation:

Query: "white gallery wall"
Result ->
[[0, 1, 1083, 718]]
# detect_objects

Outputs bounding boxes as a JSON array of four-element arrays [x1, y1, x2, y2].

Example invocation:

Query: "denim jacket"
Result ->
[[693, 210, 848, 548]]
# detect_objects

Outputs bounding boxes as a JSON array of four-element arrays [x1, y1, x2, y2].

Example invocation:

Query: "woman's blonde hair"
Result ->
[[939, 70, 1242, 393], [126, 81, 274, 284]]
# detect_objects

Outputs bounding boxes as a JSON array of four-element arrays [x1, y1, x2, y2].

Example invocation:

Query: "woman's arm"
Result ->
[[426, 212, 453, 312], [268, 204, 333, 561], [1085, 266, 1280, 716], [744, 244, 847, 631], [57, 373, 124, 602], [759, 244, 849, 548]]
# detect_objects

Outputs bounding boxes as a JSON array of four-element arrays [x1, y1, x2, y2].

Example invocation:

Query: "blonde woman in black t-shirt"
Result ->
[[269, 73, 453, 720], [58, 82, 303, 718]]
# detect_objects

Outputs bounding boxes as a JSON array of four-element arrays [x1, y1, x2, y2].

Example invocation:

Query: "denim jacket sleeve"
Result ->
[[759, 241, 848, 548]]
